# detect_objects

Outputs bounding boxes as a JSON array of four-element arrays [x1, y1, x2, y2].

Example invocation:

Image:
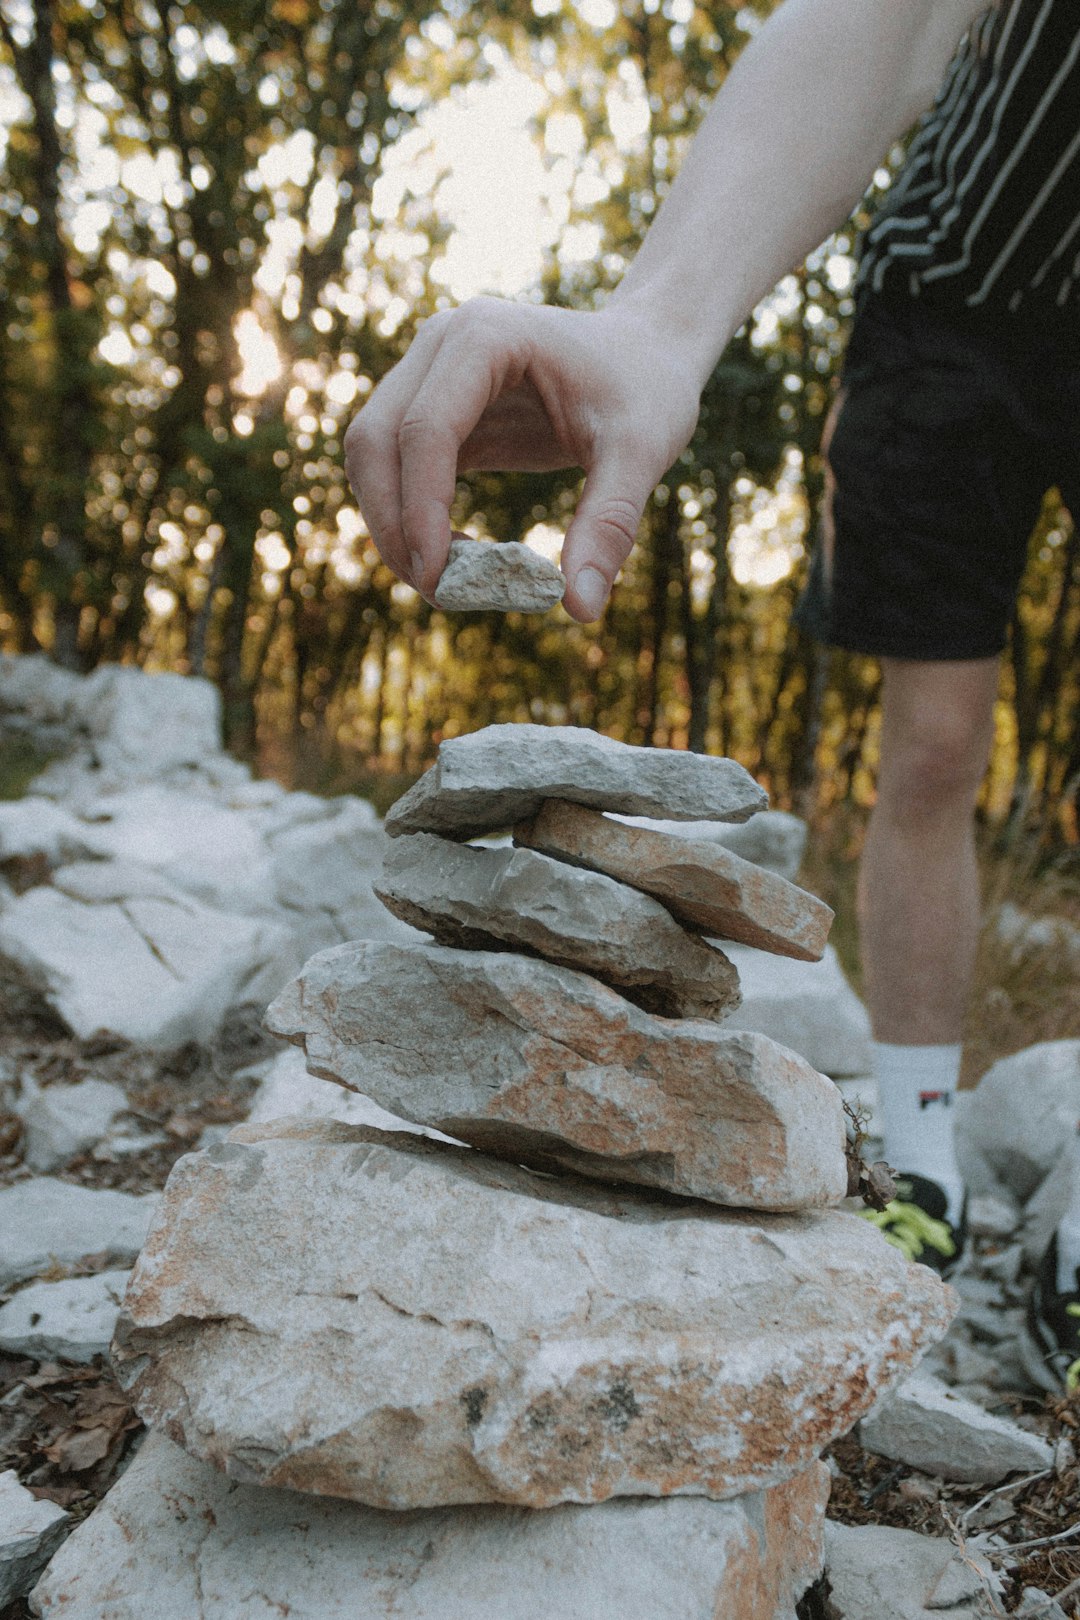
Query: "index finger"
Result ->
[[396, 305, 526, 598]]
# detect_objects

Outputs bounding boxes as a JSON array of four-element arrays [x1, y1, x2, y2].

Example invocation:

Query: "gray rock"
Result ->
[[247, 1046, 460, 1145], [15, 1078, 128, 1172], [385, 725, 767, 840], [75, 666, 222, 779], [0, 1470, 69, 1609], [0, 1178, 157, 1290], [967, 1193, 1021, 1239], [375, 833, 741, 1020], [267, 940, 848, 1211], [1022, 1147, 1075, 1266], [0, 1270, 131, 1362], [433, 538, 566, 613], [0, 802, 94, 868], [111, 1117, 955, 1510], [823, 1520, 1003, 1620], [956, 1040, 1080, 1204], [515, 800, 832, 960], [29, 1433, 827, 1620], [1017, 1587, 1071, 1619], [718, 943, 873, 1078], [859, 1369, 1053, 1483], [0, 883, 292, 1046]]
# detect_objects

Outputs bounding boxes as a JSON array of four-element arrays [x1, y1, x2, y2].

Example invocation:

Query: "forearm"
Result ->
[[606, 0, 991, 390]]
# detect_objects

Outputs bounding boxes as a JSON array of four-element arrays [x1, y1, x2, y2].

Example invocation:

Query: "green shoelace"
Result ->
[[860, 1199, 957, 1265]]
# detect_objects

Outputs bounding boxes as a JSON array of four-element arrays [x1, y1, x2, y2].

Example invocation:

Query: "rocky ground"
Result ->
[[0, 655, 1078, 1619]]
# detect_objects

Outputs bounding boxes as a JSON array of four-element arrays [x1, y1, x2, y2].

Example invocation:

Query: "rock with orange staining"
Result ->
[[374, 833, 741, 1021], [266, 939, 845, 1211], [111, 1118, 955, 1511], [514, 800, 833, 961], [28, 1432, 829, 1620]]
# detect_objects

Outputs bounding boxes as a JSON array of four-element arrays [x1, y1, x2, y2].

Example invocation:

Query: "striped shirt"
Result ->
[[854, 0, 1080, 323]]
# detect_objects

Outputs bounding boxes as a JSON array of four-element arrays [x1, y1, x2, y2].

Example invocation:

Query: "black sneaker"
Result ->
[[861, 1173, 968, 1278], [1022, 1234, 1080, 1393]]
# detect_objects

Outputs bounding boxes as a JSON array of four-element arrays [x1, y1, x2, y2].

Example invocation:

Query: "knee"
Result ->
[[877, 706, 993, 819]]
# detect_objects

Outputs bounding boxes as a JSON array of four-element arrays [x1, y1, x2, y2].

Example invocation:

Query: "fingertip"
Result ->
[[564, 564, 610, 622]]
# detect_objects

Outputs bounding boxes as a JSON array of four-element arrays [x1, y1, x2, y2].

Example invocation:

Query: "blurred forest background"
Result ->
[[1, 0, 1078, 853]]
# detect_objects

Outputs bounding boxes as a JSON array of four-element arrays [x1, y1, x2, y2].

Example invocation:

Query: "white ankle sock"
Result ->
[[1055, 1126, 1080, 1293], [872, 1041, 965, 1225]]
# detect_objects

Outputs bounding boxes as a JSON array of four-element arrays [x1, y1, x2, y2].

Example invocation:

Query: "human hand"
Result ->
[[343, 296, 702, 621]]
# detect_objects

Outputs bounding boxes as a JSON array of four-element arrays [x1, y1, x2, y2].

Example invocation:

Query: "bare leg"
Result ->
[[859, 656, 999, 1046]]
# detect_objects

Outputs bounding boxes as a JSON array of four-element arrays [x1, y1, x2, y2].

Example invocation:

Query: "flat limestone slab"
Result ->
[[112, 1119, 955, 1510], [0, 1270, 131, 1363], [375, 834, 741, 1020], [432, 538, 566, 613], [30, 1433, 827, 1620], [1, 1471, 68, 1610], [0, 1178, 157, 1291], [384, 725, 767, 839], [267, 940, 846, 1210], [516, 800, 833, 961]]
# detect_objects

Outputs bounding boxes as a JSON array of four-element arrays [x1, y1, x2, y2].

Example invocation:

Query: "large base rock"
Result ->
[[112, 1119, 955, 1510], [385, 725, 767, 839], [30, 1434, 828, 1620], [267, 940, 847, 1211]]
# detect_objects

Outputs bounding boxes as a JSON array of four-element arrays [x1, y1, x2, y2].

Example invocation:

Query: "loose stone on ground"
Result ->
[[111, 1117, 954, 1510], [0, 1269, 131, 1362], [267, 939, 848, 1209], [28, 1434, 828, 1620], [0, 1177, 157, 1290], [823, 1520, 1005, 1620], [0, 1469, 69, 1609], [375, 832, 742, 1020], [432, 538, 566, 614], [514, 798, 832, 959], [384, 724, 768, 839], [858, 1368, 1054, 1483]]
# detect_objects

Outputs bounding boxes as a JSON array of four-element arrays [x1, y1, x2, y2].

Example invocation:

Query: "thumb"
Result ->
[[560, 446, 653, 622]]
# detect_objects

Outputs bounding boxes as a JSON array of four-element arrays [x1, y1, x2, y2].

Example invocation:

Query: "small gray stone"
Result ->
[[433, 539, 566, 613], [0, 1270, 131, 1362], [15, 1078, 128, 1172], [385, 725, 767, 840], [1016, 1590, 1070, 1620], [29, 1434, 827, 1620], [0, 1469, 69, 1609], [859, 1369, 1053, 1483], [375, 833, 741, 1020], [824, 1520, 1002, 1620], [0, 1178, 157, 1291], [967, 1193, 1021, 1239]]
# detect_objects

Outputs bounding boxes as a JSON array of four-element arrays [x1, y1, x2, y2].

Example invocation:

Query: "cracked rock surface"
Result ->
[[384, 724, 767, 839], [111, 1118, 954, 1510], [29, 1433, 828, 1620], [375, 832, 742, 1020], [267, 939, 847, 1210]]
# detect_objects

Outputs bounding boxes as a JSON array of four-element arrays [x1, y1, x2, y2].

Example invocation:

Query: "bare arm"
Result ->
[[607, 0, 994, 388], [345, 0, 993, 620]]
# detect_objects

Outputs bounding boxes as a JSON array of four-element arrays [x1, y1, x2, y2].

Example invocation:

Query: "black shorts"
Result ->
[[794, 291, 1080, 660]]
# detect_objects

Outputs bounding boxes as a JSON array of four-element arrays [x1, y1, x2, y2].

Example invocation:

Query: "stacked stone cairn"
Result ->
[[109, 725, 957, 1620]]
